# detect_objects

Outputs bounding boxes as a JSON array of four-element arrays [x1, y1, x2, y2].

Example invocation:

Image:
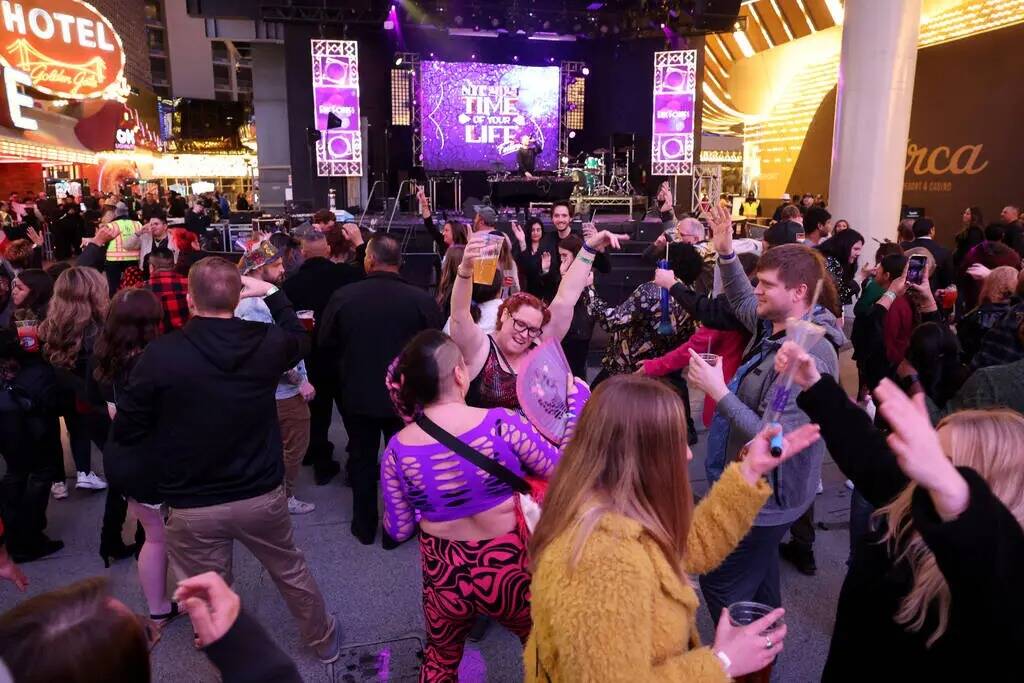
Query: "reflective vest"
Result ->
[[105, 218, 142, 262], [742, 200, 761, 218]]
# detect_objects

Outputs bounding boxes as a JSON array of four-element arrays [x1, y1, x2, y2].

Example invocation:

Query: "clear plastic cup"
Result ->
[[297, 310, 315, 332], [698, 352, 720, 367], [15, 319, 39, 353], [727, 601, 783, 683], [473, 234, 502, 285]]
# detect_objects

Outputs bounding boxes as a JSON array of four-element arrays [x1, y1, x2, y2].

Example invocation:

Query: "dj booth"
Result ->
[[488, 177, 577, 207]]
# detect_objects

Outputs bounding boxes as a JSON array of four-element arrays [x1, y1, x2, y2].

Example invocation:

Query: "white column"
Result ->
[[827, 0, 922, 248]]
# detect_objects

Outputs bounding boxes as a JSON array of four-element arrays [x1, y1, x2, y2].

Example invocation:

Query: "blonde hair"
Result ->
[[529, 376, 694, 577], [39, 267, 109, 369], [876, 409, 1024, 646], [978, 265, 1017, 305]]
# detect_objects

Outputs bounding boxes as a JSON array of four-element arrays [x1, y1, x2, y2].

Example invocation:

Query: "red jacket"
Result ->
[[883, 296, 914, 366], [641, 325, 750, 427]]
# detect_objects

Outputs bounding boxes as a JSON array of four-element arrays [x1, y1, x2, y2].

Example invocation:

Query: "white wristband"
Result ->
[[715, 650, 732, 674]]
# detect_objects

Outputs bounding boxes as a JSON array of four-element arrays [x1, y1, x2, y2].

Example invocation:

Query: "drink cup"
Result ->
[[698, 353, 720, 367], [15, 319, 39, 353], [473, 234, 501, 285], [297, 310, 315, 332], [727, 601, 784, 683], [941, 286, 958, 310], [784, 317, 826, 352]]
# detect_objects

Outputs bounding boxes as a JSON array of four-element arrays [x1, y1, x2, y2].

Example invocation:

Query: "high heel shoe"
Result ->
[[100, 541, 138, 568]]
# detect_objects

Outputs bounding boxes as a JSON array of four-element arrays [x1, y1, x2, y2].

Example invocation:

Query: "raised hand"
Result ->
[[773, 341, 822, 390], [873, 379, 969, 520], [511, 221, 526, 250], [541, 251, 552, 274], [653, 267, 677, 290], [341, 222, 364, 247], [707, 205, 733, 255], [738, 422, 822, 485], [25, 226, 44, 247], [174, 572, 241, 648], [584, 229, 629, 253]]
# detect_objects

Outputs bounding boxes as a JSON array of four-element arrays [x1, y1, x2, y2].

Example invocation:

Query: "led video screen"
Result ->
[[419, 61, 560, 172]]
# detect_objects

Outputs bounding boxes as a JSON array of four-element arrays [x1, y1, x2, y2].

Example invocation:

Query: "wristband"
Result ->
[[715, 650, 732, 675], [577, 254, 595, 266], [581, 242, 599, 255], [882, 291, 897, 302], [719, 251, 736, 261], [263, 285, 279, 297], [457, 269, 473, 279]]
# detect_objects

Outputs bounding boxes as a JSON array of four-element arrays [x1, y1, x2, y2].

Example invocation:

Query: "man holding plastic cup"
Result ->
[[684, 205, 845, 623]]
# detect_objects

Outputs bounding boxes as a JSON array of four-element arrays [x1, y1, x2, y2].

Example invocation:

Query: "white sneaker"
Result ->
[[816, 479, 824, 495], [845, 479, 855, 491], [76, 471, 108, 491], [51, 481, 69, 499], [288, 496, 316, 515]]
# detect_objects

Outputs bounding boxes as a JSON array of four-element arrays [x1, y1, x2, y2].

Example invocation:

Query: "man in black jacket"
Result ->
[[319, 234, 443, 545], [902, 217, 955, 291], [110, 256, 340, 664], [282, 227, 363, 484]]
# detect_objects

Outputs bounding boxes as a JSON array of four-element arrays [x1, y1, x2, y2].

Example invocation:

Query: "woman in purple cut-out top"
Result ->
[[380, 330, 589, 682], [449, 229, 627, 411]]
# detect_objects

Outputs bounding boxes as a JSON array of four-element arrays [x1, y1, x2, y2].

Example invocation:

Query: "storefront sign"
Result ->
[[0, 64, 36, 129], [0, 0, 126, 99]]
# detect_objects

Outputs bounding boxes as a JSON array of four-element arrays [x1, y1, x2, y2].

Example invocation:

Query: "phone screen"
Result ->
[[907, 255, 927, 285]]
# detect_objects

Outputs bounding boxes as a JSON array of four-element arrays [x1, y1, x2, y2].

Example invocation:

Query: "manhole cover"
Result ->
[[334, 636, 424, 682]]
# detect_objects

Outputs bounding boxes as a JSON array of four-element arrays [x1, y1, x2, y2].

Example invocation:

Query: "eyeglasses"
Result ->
[[510, 316, 543, 339]]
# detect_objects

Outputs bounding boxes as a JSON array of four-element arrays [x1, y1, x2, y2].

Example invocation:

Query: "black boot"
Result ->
[[779, 540, 817, 576]]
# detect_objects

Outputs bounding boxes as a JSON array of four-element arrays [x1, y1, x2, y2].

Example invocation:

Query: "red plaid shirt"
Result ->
[[147, 269, 190, 333]]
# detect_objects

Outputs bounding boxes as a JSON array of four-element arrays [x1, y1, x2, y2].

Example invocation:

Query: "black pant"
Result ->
[[789, 503, 816, 550], [700, 522, 791, 624], [105, 260, 132, 296], [0, 412, 60, 549], [345, 414, 403, 532], [305, 361, 340, 468]]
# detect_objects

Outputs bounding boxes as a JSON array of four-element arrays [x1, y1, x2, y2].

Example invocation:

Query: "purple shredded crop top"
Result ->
[[381, 383, 589, 542]]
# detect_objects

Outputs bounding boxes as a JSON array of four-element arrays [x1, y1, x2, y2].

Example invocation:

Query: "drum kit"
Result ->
[[562, 143, 636, 197]]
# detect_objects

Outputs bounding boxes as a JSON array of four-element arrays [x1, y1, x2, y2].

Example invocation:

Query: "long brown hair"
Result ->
[[436, 246, 465, 308], [876, 409, 1024, 646], [93, 288, 164, 385], [39, 267, 109, 369], [0, 577, 150, 682], [529, 375, 694, 576]]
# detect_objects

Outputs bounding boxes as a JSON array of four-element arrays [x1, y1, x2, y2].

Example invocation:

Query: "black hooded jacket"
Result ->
[[110, 290, 309, 508]]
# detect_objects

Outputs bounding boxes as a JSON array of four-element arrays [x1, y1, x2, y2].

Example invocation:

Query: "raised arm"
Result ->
[[545, 230, 628, 342], [450, 235, 490, 376], [705, 206, 759, 334]]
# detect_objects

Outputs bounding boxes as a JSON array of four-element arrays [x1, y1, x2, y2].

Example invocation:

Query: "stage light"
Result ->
[[384, 19, 395, 30], [491, 17, 500, 28], [660, 22, 666, 29], [471, 53, 477, 59], [429, 52, 435, 57], [581, 66, 590, 76], [395, 57, 403, 66], [548, 57, 555, 63], [513, 55, 519, 61], [599, 25, 608, 34], [561, 155, 569, 164], [568, 130, 576, 139]]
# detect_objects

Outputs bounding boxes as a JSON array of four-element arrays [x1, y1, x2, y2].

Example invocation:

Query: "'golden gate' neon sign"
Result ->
[[0, 0, 125, 100]]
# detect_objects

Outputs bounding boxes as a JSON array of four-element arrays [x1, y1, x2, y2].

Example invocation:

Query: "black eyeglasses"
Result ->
[[510, 316, 543, 339]]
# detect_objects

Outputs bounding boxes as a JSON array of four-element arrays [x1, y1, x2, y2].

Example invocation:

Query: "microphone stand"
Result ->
[[357, 180, 384, 231]]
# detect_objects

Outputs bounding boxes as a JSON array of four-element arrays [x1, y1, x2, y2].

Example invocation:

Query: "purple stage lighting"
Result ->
[[418, 60, 560, 172]]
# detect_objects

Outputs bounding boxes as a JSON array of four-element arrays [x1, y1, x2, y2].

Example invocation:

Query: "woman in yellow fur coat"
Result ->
[[525, 375, 821, 681]]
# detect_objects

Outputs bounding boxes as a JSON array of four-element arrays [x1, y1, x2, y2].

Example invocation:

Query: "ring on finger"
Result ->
[[764, 636, 773, 650]]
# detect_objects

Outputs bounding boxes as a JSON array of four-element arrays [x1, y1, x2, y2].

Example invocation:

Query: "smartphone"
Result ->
[[907, 254, 928, 285]]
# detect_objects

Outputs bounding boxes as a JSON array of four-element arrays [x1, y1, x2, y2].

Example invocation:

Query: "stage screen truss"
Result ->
[[311, 39, 363, 177], [651, 49, 697, 176], [418, 60, 560, 172]]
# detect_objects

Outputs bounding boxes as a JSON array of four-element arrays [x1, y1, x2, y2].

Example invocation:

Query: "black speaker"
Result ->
[[692, 0, 742, 32]]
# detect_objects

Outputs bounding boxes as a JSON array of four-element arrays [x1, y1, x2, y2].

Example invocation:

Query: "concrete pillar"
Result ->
[[251, 44, 291, 213], [827, 0, 922, 248]]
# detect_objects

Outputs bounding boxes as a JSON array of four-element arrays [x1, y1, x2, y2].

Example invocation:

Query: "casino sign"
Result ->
[[0, 0, 126, 100]]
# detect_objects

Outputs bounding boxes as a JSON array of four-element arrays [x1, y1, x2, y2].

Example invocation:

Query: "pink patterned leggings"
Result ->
[[418, 530, 532, 682]]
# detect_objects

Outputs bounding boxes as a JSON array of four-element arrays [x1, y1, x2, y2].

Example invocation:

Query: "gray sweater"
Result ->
[[715, 253, 844, 528]]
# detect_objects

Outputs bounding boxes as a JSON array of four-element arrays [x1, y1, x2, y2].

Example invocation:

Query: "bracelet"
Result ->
[[715, 650, 732, 675], [457, 269, 473, 279], [719, 251, 736, 261], [577, 255, 595, 266], [581, 242, 598, 255], [882, 291, 897, 301], [263, 285, 279, 297]]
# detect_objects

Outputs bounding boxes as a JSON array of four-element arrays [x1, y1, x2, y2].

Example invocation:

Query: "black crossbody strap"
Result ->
[[415, 415, 530, 495]]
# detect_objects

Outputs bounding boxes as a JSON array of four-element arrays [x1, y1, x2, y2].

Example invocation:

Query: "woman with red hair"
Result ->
[[450, 229, 627, 410]]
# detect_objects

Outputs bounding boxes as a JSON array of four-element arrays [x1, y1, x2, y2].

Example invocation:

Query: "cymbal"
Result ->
[[592, 148, 610, 155]]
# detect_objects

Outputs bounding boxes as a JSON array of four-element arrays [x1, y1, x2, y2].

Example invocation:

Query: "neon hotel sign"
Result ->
[[0, 0, 126, 100]]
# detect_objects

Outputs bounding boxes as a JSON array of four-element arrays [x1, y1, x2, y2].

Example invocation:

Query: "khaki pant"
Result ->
[[165, 486, 333, 648], [276, 394, 311, 497]]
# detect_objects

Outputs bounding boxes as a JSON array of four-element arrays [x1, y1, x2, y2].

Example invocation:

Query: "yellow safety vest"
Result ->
[[105, 218, 142, 262], [742, 200, 760, 218]]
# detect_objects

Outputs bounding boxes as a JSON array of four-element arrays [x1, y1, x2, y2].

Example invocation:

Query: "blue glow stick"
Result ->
[[657, 258, 674, 335]]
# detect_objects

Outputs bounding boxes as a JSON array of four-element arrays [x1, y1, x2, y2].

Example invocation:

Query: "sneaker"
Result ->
[[76, 471, 108, 491], [779, 541, 817, 576], [51, 482, 69, 499], [314, 616, 342, 664], [288, 496, 316, 515], [845, 479, 855, 491], [816, 479, 824, 495]]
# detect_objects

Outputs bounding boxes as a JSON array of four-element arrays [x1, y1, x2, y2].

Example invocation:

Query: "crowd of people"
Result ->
[[0, 177, 1021, 682]]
